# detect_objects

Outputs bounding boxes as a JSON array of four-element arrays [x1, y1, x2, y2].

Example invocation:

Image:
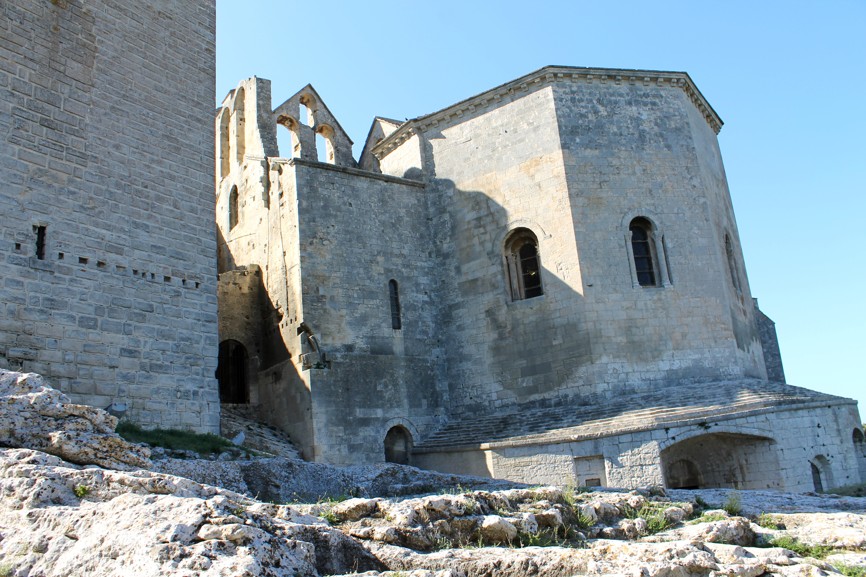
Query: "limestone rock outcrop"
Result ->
[[0, 370, 151, 470], [0, 448, 383, 576]]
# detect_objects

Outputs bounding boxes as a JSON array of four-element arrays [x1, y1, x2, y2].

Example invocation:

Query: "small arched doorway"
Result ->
[[384, 426, 413, 465], [217, 339, 249, 404]]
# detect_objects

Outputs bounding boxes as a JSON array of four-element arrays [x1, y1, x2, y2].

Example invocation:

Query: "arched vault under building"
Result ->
[[660, 432, 780, 490]]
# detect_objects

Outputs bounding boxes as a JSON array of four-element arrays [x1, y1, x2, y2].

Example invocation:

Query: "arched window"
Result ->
[[217, 339, 249, 404], [384, 426, 413, 465], [229, 186, 239, 230], [504, 228, 543, 301], [725, 234, 742, 295], [389, 279, 402, 330], [316, 125, 336, 164], [630, 217, 659, 287]]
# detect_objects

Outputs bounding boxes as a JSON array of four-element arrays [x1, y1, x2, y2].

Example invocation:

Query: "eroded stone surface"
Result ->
[[0, 370, 151, 470]]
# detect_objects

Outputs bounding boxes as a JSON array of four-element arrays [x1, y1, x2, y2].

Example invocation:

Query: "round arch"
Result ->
[[384, 425, 413, 465]]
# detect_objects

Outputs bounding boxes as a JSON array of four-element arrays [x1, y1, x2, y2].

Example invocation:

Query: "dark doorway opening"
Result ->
[[217, 339, 249, 403]]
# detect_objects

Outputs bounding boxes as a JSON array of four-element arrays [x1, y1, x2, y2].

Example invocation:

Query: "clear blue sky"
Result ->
[[216, 1, 866, 415]]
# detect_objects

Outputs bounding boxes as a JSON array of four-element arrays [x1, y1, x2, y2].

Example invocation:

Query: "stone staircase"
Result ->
[[220, 404, 301, 459]]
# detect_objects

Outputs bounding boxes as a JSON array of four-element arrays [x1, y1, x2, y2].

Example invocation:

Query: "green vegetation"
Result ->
[[694, 495, 709, 510], [319, 509, 339, 525], [116, 421, 241, 457], [0, 563, 13, 577], [832, 564, 866, 577], [516, 525, 583, 548], [722, 492, 742, 516], [755, 513, 785, 530], [73, 484, 90, 499], [690, 511, 728, 524], [765, 535, 832, 559]]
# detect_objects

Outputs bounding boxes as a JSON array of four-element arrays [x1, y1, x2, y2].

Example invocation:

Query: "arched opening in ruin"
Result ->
[[384, 426, 413, 465], [233, 87, 246, 165], [661, 432, 780, 490], [298, 93, 315, 127], [316, 124, 335, 164], [277, 116, 302, 159], [218, 108, 230, 179], [217, 339, 249, 404]]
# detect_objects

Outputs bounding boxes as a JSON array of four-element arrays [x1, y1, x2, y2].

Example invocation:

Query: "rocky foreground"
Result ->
[[1, 369, 865, 576]]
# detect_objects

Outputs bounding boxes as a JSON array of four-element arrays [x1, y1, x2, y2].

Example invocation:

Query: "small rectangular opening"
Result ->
[[78, 257, 88, 265], [14, 243, 21, 251], [97, 261, 106, 268], [58, 252, 64, 260], [163, 275, 171, 283], [34, 225, 46, 260]]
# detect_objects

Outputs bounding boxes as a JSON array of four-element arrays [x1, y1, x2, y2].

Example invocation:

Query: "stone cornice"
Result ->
[[372, 65, 723, 160]]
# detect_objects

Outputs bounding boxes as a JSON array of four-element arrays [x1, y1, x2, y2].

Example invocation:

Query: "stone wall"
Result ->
[[0, 0, 219, 431], [376, 71, 768, 420]]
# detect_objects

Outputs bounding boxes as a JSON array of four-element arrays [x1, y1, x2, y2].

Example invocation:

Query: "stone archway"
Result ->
[[217, 339, 249, 404], [660, 432, 780, 490], [384, 426, 413, 465]]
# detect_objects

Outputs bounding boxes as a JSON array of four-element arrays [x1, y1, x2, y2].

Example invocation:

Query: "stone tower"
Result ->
[[0, 0, 219, 432]]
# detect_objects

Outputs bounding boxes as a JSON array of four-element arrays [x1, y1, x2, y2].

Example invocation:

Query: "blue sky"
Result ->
[[216, 1, 866, 414]]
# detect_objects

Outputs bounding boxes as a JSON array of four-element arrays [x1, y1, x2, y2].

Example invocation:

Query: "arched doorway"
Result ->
[[217, 339, 249, 404], [384, 426, 413, 465]]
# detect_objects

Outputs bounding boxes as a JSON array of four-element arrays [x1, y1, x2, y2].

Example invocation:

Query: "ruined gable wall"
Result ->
[[0, 0, 218, 431]]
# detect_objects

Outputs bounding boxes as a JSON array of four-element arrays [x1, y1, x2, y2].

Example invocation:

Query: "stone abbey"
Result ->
[[214, 70, 865, 491], [2, 0, 865, 491]]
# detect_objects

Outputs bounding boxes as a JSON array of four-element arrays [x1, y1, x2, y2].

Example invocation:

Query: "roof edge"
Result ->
[[372, 65, 724, 159]]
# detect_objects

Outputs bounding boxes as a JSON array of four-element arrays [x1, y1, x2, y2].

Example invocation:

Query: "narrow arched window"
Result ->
[[229, 186, 239, 230], [630, 217, 658, 287], [504, 228, 543, 301], [389, 279, 402, 330], [725, 234, 742, 295]]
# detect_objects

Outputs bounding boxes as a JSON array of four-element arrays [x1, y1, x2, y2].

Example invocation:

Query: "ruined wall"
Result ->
[[0, 0, 219, 431]]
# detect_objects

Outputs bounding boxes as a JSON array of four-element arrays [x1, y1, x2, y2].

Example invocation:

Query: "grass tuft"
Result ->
[[765, 535, 833, 559], [832, 564, 866, 577], [116, 421, 240, 457], [722, 492, 742, 516]]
